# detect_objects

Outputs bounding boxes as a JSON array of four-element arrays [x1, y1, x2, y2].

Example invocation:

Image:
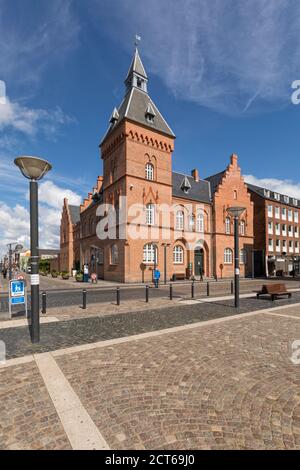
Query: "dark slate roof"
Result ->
[[205, 171, 225, 194], [69, 205, 80, 224], [247, 183, 299, 208], [101, 87, 175, 143], [125, 48, 147, 80], [172, 172, 211, 203]]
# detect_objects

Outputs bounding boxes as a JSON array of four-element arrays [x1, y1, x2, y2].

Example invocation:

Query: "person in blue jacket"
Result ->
[[153, 268, 160, 288]]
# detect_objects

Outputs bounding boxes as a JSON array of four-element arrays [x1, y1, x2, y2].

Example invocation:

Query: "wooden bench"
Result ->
[[172, 273, 186, 281], [255, 283, 291, 301]]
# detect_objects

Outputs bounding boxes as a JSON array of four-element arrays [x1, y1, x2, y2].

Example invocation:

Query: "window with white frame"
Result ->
[[274, 193, 280, 201], [146, 203, 155, 225], [288, 209, 293, 221], [268, 239, 273, 251], [145, 162, 154, 181], [284, 195, 289, 204], [293, 199, 298, 206], [110, 244, 118, 264], [196, 213, 204, 233], [173, 245, 184, 264], [276, 239, 281, 252], [224, 248, 233, 264], [268, 221, 273, 234], [143, 243, 157, 264], [294, 211, 299, 223], [282, 223, 287, 235], [264, 189, 270, 198], [295, 241, 299, 252], [288, 225, 293, 236], [225, 217, 231, 234], [240, 220, 245, 235], [275, 223, 280, 235], [240, 249, 247, 264], [176, 210, 184, 230], [275, 207, 280, 219], [289, 240, 294, 252], [188, 214, 195, 231], [295, 226, 299, 237], [268, 205, 273, 216], [282, 208, 286, 219]]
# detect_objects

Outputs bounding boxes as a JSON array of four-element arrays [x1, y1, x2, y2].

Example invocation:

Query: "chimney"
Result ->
[[191, 168, 199, 182], [230, 154, 238, 167]]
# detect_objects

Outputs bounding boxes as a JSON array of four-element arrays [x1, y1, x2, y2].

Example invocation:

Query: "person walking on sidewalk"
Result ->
[[153, 268, 160, 288]]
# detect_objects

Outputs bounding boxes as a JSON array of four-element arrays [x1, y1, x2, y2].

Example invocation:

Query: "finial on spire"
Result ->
[[134, 34, 141, 48]]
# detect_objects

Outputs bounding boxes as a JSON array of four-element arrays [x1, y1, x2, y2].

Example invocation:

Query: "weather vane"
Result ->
[[134, 34, 141, 47]]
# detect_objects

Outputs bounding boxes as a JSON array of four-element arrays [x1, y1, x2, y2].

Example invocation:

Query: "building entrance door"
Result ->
[[194, 248, 204, 277]]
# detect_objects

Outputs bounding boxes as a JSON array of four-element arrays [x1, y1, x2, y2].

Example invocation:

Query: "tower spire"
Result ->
[[125, 37, 148, 93]]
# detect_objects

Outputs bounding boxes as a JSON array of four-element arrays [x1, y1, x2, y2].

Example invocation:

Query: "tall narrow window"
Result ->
[[143, 243, 157, 264], [176, 211, 184, 230], [224, 248, 233, 264], [145, 162, 154, 181], [146, 203, 155, 225], [110, 244, 118, 265], [225, 217, 231, 234], [240, 249, 247, 264], [240, 220, 245, 235], [173, 245, 184, 264], [196, 213, 204, 233]]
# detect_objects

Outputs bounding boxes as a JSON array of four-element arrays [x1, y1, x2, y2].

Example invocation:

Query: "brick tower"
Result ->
[[100, 46, 176, 282]]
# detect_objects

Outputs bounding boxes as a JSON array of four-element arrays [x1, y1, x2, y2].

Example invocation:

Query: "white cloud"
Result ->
[[244, 174, 300, 199], [0, 181, 82, 257], [0, 0, 80, 88], [95, 0, 300, 115], [0, 96, 73, 137]]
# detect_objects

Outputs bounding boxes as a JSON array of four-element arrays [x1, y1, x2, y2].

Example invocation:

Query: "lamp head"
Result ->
[[227, 206, 246, 218], [14, 155, 52, 181]]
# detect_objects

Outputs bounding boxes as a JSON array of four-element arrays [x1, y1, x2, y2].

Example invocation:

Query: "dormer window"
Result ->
[[274, 192, 280, 201], [264, 189, 270, 198], [145, 103, 156, 124], [180, 176, 191, 194]]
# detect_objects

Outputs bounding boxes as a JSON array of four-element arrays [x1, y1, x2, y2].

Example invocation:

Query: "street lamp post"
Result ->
[[162, 243, 170, 285], [14, 156, 52, 343], [227, 206, 246, 308]]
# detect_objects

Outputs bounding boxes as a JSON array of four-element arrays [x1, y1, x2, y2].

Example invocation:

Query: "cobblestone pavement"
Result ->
[[1, 293, 300, 359], [0, 361, 71, 450], [1, 306, 300, 450]]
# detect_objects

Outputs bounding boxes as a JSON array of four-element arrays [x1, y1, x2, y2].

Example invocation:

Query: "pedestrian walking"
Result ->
[[153, 268, 160, 288]]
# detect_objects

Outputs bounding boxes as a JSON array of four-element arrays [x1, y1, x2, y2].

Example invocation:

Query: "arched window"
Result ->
[[240, 249, 247, 264], [110, 244, 118, 265], [173, 245, 184, 264], [145, 162, 154, 181], [225, 217, 231, 234], [196, 213, 204, 233], [224, 248, 233, 264], [176, 210, 184, 230], [146, 203, 155, 225], [240, 220, 245, 235], [143, 243, 157, 264]]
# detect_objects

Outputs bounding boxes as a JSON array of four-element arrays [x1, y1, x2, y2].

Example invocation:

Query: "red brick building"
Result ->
[[60, 47, 258, 282]]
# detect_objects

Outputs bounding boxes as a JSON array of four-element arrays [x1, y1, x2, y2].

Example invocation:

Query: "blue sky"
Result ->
[[1, 0, 300, 254]]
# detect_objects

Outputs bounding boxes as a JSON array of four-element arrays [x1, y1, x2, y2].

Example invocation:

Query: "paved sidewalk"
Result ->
[[1, 303, 300, 450]]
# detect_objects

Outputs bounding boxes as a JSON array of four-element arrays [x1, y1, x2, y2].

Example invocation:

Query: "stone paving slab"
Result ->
[[1, 294, 300, 360], [56, 313, 300, 450], [0, 361, 71, 450]]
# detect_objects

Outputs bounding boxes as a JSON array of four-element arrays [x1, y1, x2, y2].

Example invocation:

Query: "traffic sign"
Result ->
[[9, 279, 28, 319]]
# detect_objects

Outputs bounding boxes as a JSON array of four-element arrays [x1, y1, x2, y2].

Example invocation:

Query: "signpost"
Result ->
[[9, 279, 28, 319]]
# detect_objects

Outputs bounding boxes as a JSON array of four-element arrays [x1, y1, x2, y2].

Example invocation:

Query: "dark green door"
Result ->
[[194, 249, 204, 276]]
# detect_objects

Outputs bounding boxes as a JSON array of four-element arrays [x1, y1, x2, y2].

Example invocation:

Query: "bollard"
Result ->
[[145, 285, 149, 303], [207, 281, 210, 297], [42, 291, 46, 314], [191, 281, 195, 298], [169, 283, 173, 300], [83, 289, 87, 309], [116, 287, 120, 306], [231, 280, 234, 295]]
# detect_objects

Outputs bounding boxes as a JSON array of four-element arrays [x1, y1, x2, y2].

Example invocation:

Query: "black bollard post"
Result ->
[[83, 289, 87, 309], [169, 283, 173, 301], [231, 280, 234, 295], [146, 285, 149, 303], [191, 281, 195, 298], [117, 287, 120, 306], [42, 291, 46, 314], [207, 281, 210, 297]]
